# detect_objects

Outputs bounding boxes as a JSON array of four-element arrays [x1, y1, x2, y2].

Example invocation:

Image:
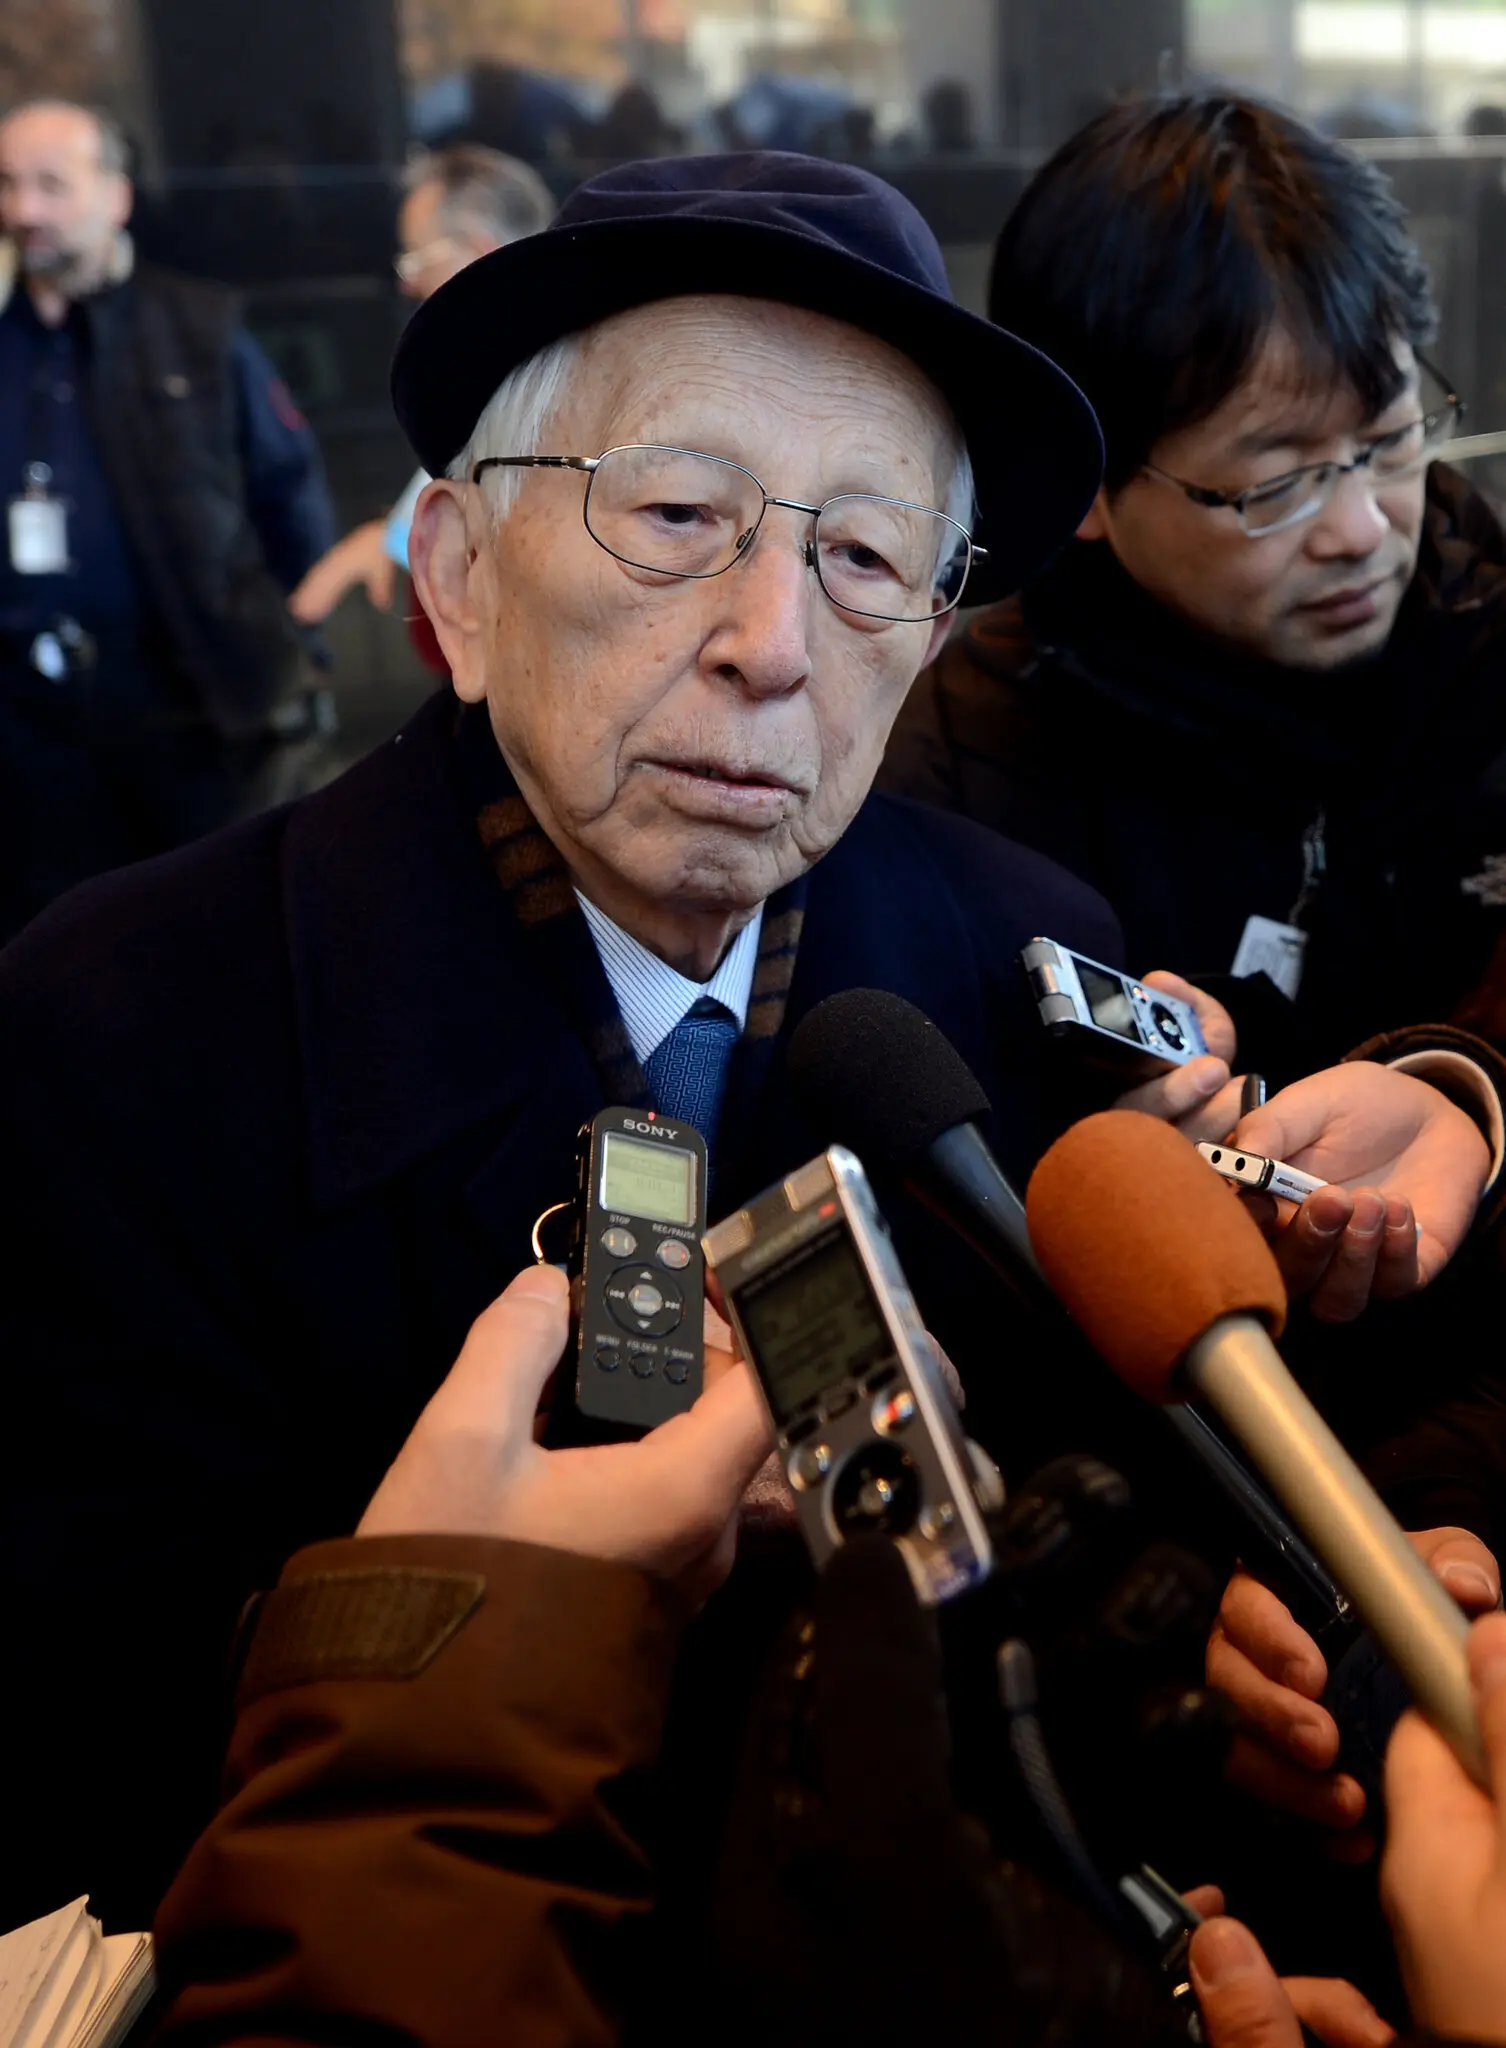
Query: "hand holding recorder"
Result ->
[[359, 1265, 772, 1609]]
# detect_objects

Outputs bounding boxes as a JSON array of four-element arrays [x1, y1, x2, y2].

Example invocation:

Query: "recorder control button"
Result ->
[[628, 1348, 656, 1378], [873, 1389, 917, 1435], [664, 1358, 691, 1386], [601, 1227, 638, 1258], [918, 1501, 957, 1543], [789, 1442, 832, 1490], [594, 1345, 622, 1373], [606, 1269, 685, 1335], [655, 1238, 692, 1271]]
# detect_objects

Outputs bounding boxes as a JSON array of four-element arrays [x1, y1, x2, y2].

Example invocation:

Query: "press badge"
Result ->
[[1231, 915, 1308, 1001], [9, 491, 68, 575]]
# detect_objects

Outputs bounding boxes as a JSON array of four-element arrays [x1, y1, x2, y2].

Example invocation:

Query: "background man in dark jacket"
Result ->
[[882, 91, 1506, 1075], [0, 98, 336, 940]]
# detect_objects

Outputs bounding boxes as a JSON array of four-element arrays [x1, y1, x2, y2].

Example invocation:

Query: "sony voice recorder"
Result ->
[[704, 1147, 997, 1605], [565, 1107, 709, 1433]]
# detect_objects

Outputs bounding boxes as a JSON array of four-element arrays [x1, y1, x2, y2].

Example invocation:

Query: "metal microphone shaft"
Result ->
[[1188, 1314, 1484, 1783]]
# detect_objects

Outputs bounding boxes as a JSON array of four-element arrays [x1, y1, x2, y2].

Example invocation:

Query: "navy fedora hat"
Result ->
[[391, 151, 1103, 603]]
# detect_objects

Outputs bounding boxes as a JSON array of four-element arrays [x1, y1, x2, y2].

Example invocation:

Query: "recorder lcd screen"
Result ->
[[737, 1229, 893, 1425], [600, 1132, 697, 1227], [1076, 961, 1139, 1042]]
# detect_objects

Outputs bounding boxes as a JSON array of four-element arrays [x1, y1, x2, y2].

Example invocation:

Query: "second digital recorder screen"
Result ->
[[738, 1230, 892, 1424], [1076, 961, 1139, 1042]]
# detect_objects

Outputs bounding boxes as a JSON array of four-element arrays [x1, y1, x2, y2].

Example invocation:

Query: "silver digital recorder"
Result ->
[[1021, 937, 1208, 1080], [703, 1147, 996, 1605]]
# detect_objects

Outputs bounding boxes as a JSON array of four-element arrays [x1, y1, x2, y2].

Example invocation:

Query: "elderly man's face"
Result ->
[[415, 297, 958, 972]]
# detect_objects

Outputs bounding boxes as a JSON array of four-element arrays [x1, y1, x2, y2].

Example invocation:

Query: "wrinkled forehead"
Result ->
[[556, 294, 961, 492]]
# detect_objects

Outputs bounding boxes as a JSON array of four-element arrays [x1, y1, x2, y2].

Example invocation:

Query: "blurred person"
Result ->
[[0, 99, 335, 942], [149, 1264, 777, 2048], [288, 147, 555, 628], [0, 148, 1493, 1951], [882, 93, 1506, 1071], [143, 1268, 1419, 2048]]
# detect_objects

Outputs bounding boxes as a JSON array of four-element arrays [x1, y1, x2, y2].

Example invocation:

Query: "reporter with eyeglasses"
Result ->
[[882, 91, 1506, 1954], [884, 91, 1504, 1075]]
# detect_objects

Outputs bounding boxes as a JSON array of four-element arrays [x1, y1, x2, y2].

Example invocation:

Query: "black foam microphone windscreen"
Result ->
[[785, 989, 991, 1171]]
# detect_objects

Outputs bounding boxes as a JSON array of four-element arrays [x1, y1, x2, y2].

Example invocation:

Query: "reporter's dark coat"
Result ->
[[0, 686, 1118, 1934]]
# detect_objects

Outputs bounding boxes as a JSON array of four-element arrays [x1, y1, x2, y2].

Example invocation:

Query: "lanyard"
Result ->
[[1288, 810, 1327, 929], [19, 319, 71, 495]]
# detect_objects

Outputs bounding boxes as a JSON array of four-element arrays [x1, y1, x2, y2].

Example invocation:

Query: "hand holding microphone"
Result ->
[[1209, 1530, 1501, 1842]]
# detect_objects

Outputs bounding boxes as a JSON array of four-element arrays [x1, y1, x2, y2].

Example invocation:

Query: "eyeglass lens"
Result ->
[[583, 445, 970, 621], [1239, 402, 1458, 534]]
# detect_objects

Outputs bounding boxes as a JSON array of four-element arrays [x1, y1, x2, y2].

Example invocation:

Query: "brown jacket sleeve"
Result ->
[[152, 1533, 687, 2048]]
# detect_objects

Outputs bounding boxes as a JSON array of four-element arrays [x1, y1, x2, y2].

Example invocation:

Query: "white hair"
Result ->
[[453, 330, 977, 533], [450, 336, 582, 517]]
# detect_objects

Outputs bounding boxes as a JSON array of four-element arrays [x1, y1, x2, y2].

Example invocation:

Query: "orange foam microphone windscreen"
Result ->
[[1025, 1110, 1288, 1402]]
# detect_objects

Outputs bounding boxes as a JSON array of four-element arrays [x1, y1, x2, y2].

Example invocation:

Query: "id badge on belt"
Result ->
[[9, 463, 69, 575]]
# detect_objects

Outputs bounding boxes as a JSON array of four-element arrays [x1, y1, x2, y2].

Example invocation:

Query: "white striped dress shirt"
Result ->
[[575, 892, 763, 1067]]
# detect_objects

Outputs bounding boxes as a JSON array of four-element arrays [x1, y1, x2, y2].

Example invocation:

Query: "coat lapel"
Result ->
[[281, 691, 602, 1221]]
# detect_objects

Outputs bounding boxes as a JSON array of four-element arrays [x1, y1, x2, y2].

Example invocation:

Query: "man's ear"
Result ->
[[409, 482, 487, 702], [107, 172, 132, 232], [1076, 485, 1111, 543], [920, 609, 955, 669]]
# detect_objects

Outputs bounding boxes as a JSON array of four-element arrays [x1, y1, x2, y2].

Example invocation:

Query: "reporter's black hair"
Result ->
[[989, 92, 1437, 491]]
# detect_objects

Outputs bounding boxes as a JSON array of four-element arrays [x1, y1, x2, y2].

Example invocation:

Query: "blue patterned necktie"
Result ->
[[644, 996, 739, 1153]]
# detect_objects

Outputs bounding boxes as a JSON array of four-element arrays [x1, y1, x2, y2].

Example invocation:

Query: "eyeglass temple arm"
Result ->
[[471, 456, 597, 481]]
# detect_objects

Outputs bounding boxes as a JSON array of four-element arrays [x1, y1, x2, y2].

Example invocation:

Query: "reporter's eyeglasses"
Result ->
[[395, 236, 462, 284], [471, 442, 985, 624], [1143, 363, 1463, 538]]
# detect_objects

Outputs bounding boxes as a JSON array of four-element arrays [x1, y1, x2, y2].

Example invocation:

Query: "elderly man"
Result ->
[[0, 153, 1495, 1943], [288, 145, 555, 627]]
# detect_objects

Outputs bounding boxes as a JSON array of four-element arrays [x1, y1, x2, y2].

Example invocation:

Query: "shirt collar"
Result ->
[[575, 892, 763, 1067]]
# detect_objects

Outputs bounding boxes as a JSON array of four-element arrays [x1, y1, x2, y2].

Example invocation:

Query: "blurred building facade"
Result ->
[[6, 0, 1506, 746]]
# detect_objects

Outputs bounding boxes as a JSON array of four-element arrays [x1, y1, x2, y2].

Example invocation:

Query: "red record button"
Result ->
[[873, 1388, 917, 1435]]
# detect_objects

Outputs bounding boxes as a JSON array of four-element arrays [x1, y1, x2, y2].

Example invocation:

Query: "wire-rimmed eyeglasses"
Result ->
[[1143, 363, 1464, 538], [471, 442, 985, 624], [394, 236, 462, 284]]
